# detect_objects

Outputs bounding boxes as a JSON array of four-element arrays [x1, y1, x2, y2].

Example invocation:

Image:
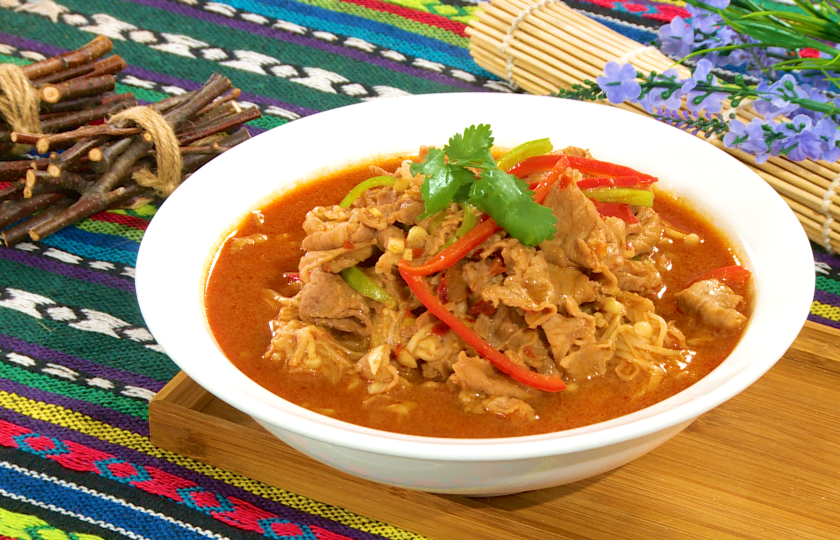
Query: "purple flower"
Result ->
[[723, 119, 770, 163], [753, 74, 806, 120], [596, 62, 641, 104], [686, 7, 724, 34], [696, 0, 730, 8], [770, 115, 824, 161], [684, 59, 728, 113], [814, 117, 840, 162], [659, 17, 694, 58], [639, 69, 687, 112]]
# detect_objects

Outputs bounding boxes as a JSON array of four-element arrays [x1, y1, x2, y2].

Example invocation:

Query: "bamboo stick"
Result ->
[[468, 0, 840, 253]]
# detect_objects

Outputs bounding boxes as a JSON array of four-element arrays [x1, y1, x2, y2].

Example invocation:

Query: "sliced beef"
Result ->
[[483, 396, 536, 420], [676, 279, 747, 330], [627, 207, 662, 256], [301, 217, 377, 252], [472, 304, 525, 350], [546, 264, 596, 307], [475, 244, 557, 314], [450, 352, 536, 401], [321, 245, 375, 273], [538, 184, 624, 273], [559, 343, 613, 379], [540, 313, 595, 361], [298, 269, 372, 335], [615, 258, 663, 295]]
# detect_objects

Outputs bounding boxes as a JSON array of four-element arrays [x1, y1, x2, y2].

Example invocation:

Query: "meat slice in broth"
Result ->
[[676, 279, 747, 330]]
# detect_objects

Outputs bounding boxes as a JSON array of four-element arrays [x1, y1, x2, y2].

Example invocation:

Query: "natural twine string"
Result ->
[[0, 63, 41, 153], [821, 173, 840, 254], [109, 106, 182, 197], [500, 0, 563, 85]]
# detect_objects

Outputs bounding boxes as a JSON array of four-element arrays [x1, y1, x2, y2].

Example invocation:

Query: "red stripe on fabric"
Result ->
[[89, 211, 150, 231], [643, 4, 690, 21], [341, 0, 468, 37], [0, 420, 357, 539]]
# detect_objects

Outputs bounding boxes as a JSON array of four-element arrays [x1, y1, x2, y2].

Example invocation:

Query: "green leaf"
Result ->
[[445, 124, 495, 166], [413, 148, 460, 218], [468, 168, 557, 246], [412, 124, 557, 245]]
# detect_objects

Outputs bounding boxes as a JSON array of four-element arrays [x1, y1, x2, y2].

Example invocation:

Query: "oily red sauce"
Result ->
[[205, 160, 747, 438]]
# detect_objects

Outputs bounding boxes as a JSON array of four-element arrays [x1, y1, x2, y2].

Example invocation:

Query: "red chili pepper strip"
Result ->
[[577, 175, 656, 190], [508, 154, 561, 178], [566, 156, 658, 184], [398, 267, 566, 392], [592, 201, 639, 224], [509, 154, 658, 185], [687, 265, 751, 287], [530, 156, 571, 203], [400, 218, 501, 276]]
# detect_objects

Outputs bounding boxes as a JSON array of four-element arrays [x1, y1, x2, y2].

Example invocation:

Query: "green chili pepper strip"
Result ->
[[339, 176, 397, 208], [495, 138, 553, 173], [443, 203, 479, 248], [583, 187, 655, 206], [340, 266, 396, 307]]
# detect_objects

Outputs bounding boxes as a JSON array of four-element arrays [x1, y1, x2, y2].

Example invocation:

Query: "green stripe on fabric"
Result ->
[[249, 115, 287, 131], [0, 363, 149, 420], [294, 0, 470, 47], [114, 83, 170, 104], [0, 12, 358, 112], [54, 0, 467, 103], [0, 507, 106, 540], [386, 0, 477, 23], [111, 204, 157, 218], [0, 259, 141, 324], [0, 55, 167, 105], [0, 53, 28, 66], [75, 219, 144, 243], [0, 311, 177, 381], [816, 275, 840, 296]]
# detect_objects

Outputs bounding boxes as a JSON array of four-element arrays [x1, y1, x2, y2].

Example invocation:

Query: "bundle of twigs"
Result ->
[[0, 36, 260, 246], [467, 0, 840, 253]]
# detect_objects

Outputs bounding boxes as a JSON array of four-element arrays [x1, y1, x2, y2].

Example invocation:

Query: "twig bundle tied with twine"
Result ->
[[467, 0, 840, 254], [0, 37, 260, 246]]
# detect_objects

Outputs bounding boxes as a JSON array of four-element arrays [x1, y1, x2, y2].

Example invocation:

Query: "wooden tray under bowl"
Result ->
[[149, 321, 840, 540]]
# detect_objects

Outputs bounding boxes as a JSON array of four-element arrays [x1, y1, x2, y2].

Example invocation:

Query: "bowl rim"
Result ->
[[136, 92, 814, 462]]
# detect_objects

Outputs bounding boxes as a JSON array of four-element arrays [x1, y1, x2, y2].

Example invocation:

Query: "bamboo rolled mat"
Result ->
[[0, 1, 838, 540]]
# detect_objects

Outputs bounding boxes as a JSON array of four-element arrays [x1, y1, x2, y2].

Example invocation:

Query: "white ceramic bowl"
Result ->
[[136, 93, 814, 496]]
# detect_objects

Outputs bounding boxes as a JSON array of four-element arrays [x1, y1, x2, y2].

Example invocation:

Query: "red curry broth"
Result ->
[[204, 157, 746, 438]]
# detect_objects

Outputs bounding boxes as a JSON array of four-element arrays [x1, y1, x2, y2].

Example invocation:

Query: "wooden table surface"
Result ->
[[150, 321, 840, 540]]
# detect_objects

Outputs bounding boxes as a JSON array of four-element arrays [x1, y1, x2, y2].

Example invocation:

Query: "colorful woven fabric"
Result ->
[[0, 1, 838, 539]]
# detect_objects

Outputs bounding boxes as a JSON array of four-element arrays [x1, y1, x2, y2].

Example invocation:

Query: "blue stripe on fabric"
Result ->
[[40, 229, 139, 267], [584, 12, 659, 44], [0, 462, 220, 540], [217, 0, 489, 75]]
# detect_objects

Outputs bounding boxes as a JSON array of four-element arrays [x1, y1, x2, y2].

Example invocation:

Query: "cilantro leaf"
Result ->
[[411, 124, 557, 246], [469, 168, 557, 247], [412, 148, 473, 218], [445, 124, 495, 167]]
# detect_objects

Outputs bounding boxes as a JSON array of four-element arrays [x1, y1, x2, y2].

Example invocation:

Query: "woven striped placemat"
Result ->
[[0, 1, 837, 539]]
